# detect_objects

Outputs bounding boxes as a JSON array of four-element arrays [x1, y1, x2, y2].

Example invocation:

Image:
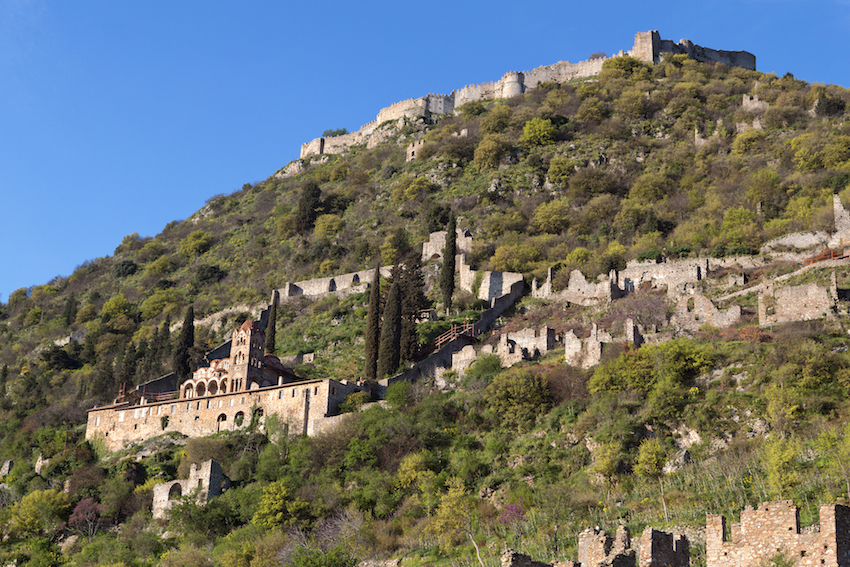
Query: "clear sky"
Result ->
[[1, 0, 848, 302]]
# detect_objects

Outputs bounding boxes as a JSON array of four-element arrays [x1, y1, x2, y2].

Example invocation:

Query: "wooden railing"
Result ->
[[143, 390, 178, 402], [434, 322, 475, 350], [804, 248, 846, 265]]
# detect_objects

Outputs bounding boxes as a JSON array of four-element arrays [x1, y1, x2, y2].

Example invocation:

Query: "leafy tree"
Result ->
[[173, 306, 194, 380], [9, 488, 70, 539], [251, 479, 309, 529], [816, 424, 850, 497], [376, 275, 402, 379], [482, 103, 512, 133], [322, 128, 349, 137], [180, 229, 213, 257], [473, 134, 508, 169], [101, 293, 133, 321], [547, 156, 577, 188], [363, 262, 381, 380], [532, 198, 570, 233], [439, 215, 456, 314], [520, 117, 557, 147], [69, 497, 107, 542], [111, 259, 139, 278], [314, 214, 344, 238], [764, 437, 800, 500], [589, 442, 621, 500], [290, 546, 357, 567], [635, 437, 669, 522], [195, 264, 227, 286], [485, 367, 551, 431], [423, 476, 475, 550]]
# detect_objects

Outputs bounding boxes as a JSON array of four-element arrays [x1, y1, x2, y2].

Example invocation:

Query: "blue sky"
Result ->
[[1, 0, 849, 301]]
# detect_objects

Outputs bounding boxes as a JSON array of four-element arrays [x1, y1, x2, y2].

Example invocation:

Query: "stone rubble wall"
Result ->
[[458, 254, 523, 303], [638, 526, 689, 567], [152, 460, 227, 519], [498, 326, 557, 367], [706, 500, 850, 567], [671, 293, 741, 332], [758, 280, 835, 327]]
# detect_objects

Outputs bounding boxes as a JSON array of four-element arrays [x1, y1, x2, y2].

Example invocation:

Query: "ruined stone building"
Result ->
[[86, 319, 361, 451], [573, 524, 688, 567], [152, 460, 229, 519], [706, 500, 850, 567]]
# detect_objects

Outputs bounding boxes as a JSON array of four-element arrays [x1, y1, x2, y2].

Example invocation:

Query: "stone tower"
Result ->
[[229, 320, 265, 392], [501, 71, 525, 98]]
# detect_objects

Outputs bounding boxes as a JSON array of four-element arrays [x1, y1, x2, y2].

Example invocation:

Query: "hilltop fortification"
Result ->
[[297, 30, 755, 161]]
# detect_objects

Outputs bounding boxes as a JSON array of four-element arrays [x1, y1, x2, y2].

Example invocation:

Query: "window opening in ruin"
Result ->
[[292, 389, 296, 398], [198, 479, 203, 490], [168, 484, 182, 500]]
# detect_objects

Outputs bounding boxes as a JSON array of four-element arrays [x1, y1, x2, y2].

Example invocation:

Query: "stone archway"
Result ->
[[216, 413, 227, 433], [183, 384, 194, 398], [168, 483, 183, 500]]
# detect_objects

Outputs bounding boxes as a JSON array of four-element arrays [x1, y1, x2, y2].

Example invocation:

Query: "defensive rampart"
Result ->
[[86, 378, 359, 452], [297, 31, 755, 160]]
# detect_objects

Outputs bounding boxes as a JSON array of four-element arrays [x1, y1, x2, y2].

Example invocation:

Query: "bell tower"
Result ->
[[229, 321, 265, 392]]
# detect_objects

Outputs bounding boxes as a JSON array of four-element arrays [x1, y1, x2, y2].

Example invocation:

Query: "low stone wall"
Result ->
[[671, 293, 741, 332], [278, 266, 394, 302]]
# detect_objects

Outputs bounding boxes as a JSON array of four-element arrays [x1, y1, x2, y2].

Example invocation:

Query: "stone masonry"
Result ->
[[706, 500, 850, 567], [152, 460, 229, 519], [498, 326, 557, 367], [671, 292, 741, 332], [758, 280, 835, 327], [575, 524, 688, 567], [421, 228, 474, 262], [278, 266, 394, 302], [86, 377, 359, 452]]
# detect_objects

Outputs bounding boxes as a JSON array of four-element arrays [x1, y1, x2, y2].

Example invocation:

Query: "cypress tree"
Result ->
[[295, 180, 322, 234], [439, 214, 457, 314], [363, 261, 382, 380], [0, 365, 7, 397], [265, 291, 278, 354], [62, 294, 78, 326], [377, 272, 402, 379], [172, 306, 194, 379], [399, 251, 428, 363]]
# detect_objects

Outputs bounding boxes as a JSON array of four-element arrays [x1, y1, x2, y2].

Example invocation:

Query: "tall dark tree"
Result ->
[[265, 291, 278, 354], [377, 271, 402, 379], [172, 307, 194, 380], [439, 214, 457, 314], [116, 342, 137, 388], [63, 294, 78, 326], [295, 180, 322, 234], [0, 365, 7, 398], [363, 261, 382, 380], [399, 250, 428, 363]]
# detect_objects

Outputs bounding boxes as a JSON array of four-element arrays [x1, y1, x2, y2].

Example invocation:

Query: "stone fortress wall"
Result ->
[[297, 31, 755, 161]]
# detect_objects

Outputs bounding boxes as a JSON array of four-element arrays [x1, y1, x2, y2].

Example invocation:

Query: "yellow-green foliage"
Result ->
[[314, 214, 344, 238], [180, 229, 213, 257], [532, 199, 570, 233]]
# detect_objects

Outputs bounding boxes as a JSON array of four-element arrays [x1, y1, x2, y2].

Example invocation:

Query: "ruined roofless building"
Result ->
[[707, 500, 850, 566]]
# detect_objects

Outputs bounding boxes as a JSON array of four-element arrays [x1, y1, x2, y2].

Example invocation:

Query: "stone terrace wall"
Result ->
[[86, 378, 358, 452], [707, 500, 850, 567]]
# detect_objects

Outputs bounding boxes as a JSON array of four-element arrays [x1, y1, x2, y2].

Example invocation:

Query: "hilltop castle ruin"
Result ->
[[294, 30, 755, 162]]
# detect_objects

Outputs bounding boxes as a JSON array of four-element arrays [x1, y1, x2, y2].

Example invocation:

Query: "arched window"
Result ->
[[328, 279, 337, 292], [208, 381, 218, 395], [183, 384, 194, 398], [196, 382, 206, 397], [168, 483, 183, 500]]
